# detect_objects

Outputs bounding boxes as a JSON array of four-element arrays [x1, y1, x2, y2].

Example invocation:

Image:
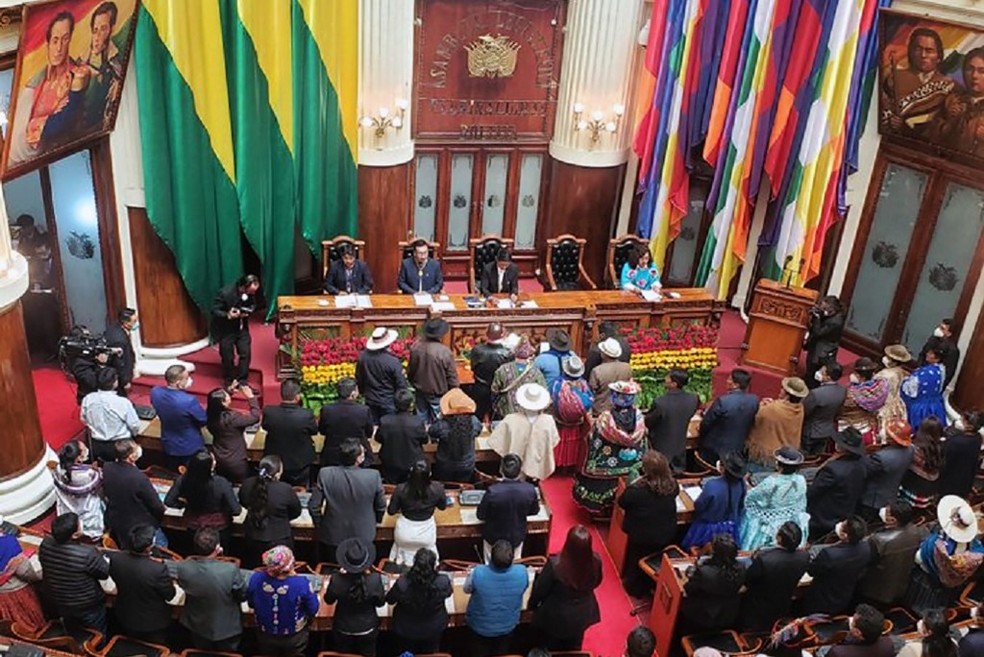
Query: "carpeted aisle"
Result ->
[[32, 365, 84, 451], [540, 475, 640, 656]]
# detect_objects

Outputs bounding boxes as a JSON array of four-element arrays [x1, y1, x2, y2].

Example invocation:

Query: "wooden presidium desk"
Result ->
[[275, 289, 721, 377]]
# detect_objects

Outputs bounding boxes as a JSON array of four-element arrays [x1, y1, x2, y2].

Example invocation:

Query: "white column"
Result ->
[[358, 0, 415, 167], [550, 0, 645, 168], [109, 60, 205, 376]]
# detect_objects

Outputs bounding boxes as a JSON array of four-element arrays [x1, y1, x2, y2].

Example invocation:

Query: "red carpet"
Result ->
[[32, 365, 84, 452]]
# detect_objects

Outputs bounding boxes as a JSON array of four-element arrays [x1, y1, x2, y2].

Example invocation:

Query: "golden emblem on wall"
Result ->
[[465, 34, 521, 78]]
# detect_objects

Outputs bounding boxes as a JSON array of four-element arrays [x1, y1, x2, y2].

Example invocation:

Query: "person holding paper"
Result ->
[[620, 244, 661, 293], [398, 239, 443, 294], [479, 249, 519, 299], [324, 244, 374, 294]]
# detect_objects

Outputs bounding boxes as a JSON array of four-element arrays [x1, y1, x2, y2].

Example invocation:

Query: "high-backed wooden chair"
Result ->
[[399, 238, 440, 262], [11, 620, 102, 655], [544, 234, 596, 291], [607, 234, 649, 288], [469, 235, 514, 294], [320, 235, 365, 280], [88, 634, 170, 657]]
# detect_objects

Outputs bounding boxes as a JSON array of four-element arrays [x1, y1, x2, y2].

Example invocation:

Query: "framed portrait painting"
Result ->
[[1, 0, 139, 179], [878, 9, 984, 165]]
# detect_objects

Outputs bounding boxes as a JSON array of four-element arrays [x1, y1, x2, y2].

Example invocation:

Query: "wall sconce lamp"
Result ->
[[360, 98, 409, 138], [572, 101, 625, 142]]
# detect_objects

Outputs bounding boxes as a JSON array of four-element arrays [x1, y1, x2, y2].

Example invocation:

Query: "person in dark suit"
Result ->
[[804, 295, 845, 388], [807, 428, 867, 540], [679, 534, 747, 632], [102, 439, 166, 550], [308, 439, 386, 558], [318, 377, 375, 467], [827, 604, 895, 657], [469, 322, 514, 422], [959, 602, 984, 657], [261, 378, 318, 487], [397, 239, 443, 294], [174, 528, 247, 651], [324, 244, 374, 295], [103, 307, 138, 396], [802, 361, 847, 455], [918, 318, 960, 388], [38, 512, 111, 637], [858, 500, 928, 606], [479, 249, 519, 299], [697, 368, 759, 464], [528, 525, 603, 651], [583, 321, 631, 380], [858, 418, 915, 521], [108, 525, 177, 643], [376, 389, 428, 484], [644, 368, 700, 472], [211, 274, 260, 386], [477, 453, 540, 561], [938, 410, 984, 499], [803, 516, 872, 615], [356, 327, 409, 423], [239, 456, 303, 568], [741, 521, 810, 631]]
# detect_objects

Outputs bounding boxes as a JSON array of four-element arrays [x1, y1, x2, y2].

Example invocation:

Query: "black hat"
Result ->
[[336, 537, 376, 572], [423, 318, 450, 340], [833, 427, 865, 456], [547, 328, 570, 351], [721, 452, 747, 478]]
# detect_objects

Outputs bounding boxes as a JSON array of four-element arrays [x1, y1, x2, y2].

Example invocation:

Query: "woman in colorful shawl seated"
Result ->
[[548, 355, 594, 470], [620, 244, 661, 293], [908, 494, 984, 614], [875, 344, 911, 430], [902, 347, 948, 431], [490, 336, 546, 420], [838, 357, 888, 445], [739, 446, 810, 551], [573, 380, 645, 515], [0, 532, 45, 634], [680, 452, 747, 552]]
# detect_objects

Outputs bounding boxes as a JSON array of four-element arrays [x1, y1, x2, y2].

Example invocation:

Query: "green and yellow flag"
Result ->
[[135, 0, 358, 314]]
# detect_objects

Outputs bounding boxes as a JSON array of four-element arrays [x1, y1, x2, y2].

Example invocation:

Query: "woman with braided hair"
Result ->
[[239, 455, 302, 567]]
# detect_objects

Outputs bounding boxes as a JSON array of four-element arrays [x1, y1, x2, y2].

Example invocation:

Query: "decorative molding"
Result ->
[[0, 447, 56, 525]]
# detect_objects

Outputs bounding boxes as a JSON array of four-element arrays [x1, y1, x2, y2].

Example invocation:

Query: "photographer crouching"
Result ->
[[804, 295, 845, 389]]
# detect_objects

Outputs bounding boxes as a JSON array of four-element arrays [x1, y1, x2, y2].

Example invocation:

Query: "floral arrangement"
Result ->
[[623, 323, 719, 408], [297, 334, 413, 411]]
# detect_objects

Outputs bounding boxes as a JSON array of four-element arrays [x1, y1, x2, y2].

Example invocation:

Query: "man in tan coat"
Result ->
[[488, 383, 560, 481], [588, 338, 633, 414], [746, 377, 808, 471]]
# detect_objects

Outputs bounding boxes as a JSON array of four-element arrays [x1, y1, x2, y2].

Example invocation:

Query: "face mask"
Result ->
[[933, 327, 945, 338], [972, 606, 980, 620], [917, 619, 926, 636], [134, 446, 143, 463], [835, 521, 846, 540], [131, 321, 140, 331], [814, 370, 824, 383], [879, 507, 889, 523], [184, 376, 194, 389], [882, 356, 893, 368], [955, 419, 967, 432], [848, 616, 856, 631], [850, 373, 860, 384], [241, 293, 249, 302]]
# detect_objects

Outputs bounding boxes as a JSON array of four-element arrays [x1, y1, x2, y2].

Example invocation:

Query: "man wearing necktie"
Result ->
[[324, 244, 374, 294], [397, 239, 443, 294]]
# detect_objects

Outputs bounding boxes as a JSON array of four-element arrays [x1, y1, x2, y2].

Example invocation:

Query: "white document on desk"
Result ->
[[496, 298, 514, 309], [333, 295, 357, 308], [355, 295, 373, 308], [431, 301, 456, 311], [413, 293, 433, 306], [675, 495, 685, 512], [519, 300, 538, 308], [684, 485, 703, 501], [641, 289, 663, 302]]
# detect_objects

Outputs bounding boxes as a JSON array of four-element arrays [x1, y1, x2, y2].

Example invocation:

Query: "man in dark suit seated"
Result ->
[[108, 524, 177, 644], [645, 368, 700, 472], [324, 243, 374, 295], [308, 438, 386, 559], [103, 307, 138, 396], [261, 378, 318, 487], [697, 368, 759, 464], [479, 249, 519, 299], [318, 377, 375, 467], [477, 453, 540, 562], [397, 239, 443, 294]]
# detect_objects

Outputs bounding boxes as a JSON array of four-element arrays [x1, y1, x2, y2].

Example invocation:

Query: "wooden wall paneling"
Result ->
[[0, 301, 46, 476], [954, 300, 984, 411], [91, 140, 127, 322], [126, 207, 207, 347], [358, 163, 413, 294], [545, 159, 625, 284]]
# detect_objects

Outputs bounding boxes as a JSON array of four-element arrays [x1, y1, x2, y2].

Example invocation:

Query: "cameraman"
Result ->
[[804, 295, 845, 389], [211, 274, 261, 387], [72, 350, 110, 405]]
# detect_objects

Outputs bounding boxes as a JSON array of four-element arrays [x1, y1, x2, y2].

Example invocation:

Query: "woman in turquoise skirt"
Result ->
[[739, 446, 810, 551]]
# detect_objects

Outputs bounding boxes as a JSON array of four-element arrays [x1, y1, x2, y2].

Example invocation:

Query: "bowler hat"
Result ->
[[833, 427, 865, 456], [547, 328, 571, 351], [336, 537, 376, 572], [424, 318, 450, 339]]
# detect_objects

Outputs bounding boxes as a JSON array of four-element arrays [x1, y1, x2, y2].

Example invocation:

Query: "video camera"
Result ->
[[57, 326, 121, 373]]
